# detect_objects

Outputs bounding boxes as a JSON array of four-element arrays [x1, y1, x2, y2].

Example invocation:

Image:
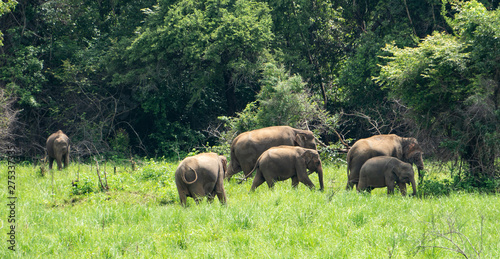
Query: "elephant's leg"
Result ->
[[207, 191, 216, 203], [56, 156, 63, 171], [398, 182, 407, 196], [178, 190, 188, 207], [345, 180, 356, 190], [216, 189, 227, 204], [48, 157, 54, 170], [291, 176, 299, 188], [297, 172, 315, 189], [250, 170, 266, 191], [215, 170, 227, 204], [64, 152, 69, 169], [266, 178, 275, 189], [386, 182, 395, 195], [356, 181, 363, 192], [346, 163, 362, 190], [186, 184, 205, 205], [295, 160, 315, 189], [300, 178, 315, 189]]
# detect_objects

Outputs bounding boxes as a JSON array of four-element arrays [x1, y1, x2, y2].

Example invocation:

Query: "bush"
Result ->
[[71, 177, 96, 196], [452, 174, 499, 193], [418, 179, 453, 197], [219, 63, 336, 137], [418, 173, 499, 197]]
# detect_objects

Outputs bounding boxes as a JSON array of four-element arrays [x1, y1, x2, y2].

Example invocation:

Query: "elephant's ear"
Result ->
[[403, 138, 420, 157], [392, 165, 402, 180], [219, 156, 227, 173], [295, 132, 312, 146], [294, 133, 304, 146], [303, 149, 315, 163]]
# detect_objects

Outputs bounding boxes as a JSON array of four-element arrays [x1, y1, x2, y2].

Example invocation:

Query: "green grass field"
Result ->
[[1, 159, 499, 258]]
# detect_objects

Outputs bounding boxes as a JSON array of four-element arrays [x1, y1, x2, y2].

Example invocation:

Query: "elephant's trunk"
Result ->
[[417, 168, 424, 185], [317, 166, 324, 191], [416, 153, 425, 182], [225, 162, 235, 180]]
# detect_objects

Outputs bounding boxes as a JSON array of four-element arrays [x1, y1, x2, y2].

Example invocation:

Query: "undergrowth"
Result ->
[[0, 159, 498, 258]]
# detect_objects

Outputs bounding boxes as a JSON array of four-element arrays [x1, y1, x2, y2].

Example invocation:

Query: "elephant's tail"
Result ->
[[238, 158, 260, 184], [181, 166, 198, 185]]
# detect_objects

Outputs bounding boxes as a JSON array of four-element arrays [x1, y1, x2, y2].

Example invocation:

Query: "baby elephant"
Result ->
[[357, 156, 417, 196], [175, 153, 228, 206], [46, 130, 70, 170], [245, 146, 324, 191]]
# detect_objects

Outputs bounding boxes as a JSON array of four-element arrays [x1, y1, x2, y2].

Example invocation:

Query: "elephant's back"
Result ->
[[351, 135, 399, 156], [363, 156, 395, 165], [239, 126, 294, 144], [47, 132, 69, 146], [233, 128, 294, 161], [183, 153, 219, 172], [262, 146, 300, 161]]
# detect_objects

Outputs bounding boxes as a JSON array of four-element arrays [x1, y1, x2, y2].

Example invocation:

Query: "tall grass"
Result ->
[[0, 160, 498, 258]]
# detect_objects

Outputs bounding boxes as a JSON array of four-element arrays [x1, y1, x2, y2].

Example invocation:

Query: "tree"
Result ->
[[118, 0, 274, 155], [0, 0, 155, 157], [220, 63, 336, 138], [377, 0, 499, 181], [0, 0, 16, 46], [264, 0, 351, 108]]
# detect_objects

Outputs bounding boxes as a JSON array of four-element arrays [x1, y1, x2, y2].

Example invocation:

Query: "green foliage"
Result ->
[[453, 174, 499, 193], [204, 142, 231, 157], [117, 0, 274, 154], [419, 174, 499, 197], [137, 159, 169, 181], [419, 179, 453, 197], [71, 177, 97, 196], [377, 1, 499, 180], [109, 128, 131, 158], [265, 0, 349, 104], [378, 32, 470, 115], [0, 0, 16, 46], [220, 63, 336, 136], [2, 46, 46, 107]]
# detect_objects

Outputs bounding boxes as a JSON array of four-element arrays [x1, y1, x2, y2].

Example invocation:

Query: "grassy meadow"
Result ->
[[1, 159, 499, 258]]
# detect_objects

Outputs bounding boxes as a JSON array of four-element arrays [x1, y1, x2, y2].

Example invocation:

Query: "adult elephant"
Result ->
[[243, 146, 324, 191], [175, 153, 228, 206], [357, 156, 417, 196], [46, 130, 70, 170], [346, 134, 424, 190], [226, 126, 316, 180]]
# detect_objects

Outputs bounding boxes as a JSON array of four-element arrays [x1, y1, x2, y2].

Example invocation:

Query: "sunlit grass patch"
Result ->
[[0, 160, 498, 258]]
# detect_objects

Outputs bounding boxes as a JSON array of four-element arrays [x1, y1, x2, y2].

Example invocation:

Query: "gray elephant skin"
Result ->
[[357, 156, 417, 196], [175, 152, 228, 206], [226, 126, 316, 180], [346, 134, 424, 190], [245, 146, 324, 191], [46, 130, 70, 170]]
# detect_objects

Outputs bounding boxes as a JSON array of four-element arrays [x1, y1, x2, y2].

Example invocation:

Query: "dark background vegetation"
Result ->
[[1, 0, 498, 189]]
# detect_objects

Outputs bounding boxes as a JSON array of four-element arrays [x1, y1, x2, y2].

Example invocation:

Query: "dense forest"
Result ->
[[1, 0, 499, 184]]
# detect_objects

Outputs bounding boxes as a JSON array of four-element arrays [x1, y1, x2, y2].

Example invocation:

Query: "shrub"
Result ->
[[219, 63, 336, 137], [418, 179, 453, 197], [71, 177, 96, 196]]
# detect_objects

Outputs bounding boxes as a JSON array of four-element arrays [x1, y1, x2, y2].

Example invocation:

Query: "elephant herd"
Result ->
[[174, 126, 425, 206], [44, 127, 425, 206]]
